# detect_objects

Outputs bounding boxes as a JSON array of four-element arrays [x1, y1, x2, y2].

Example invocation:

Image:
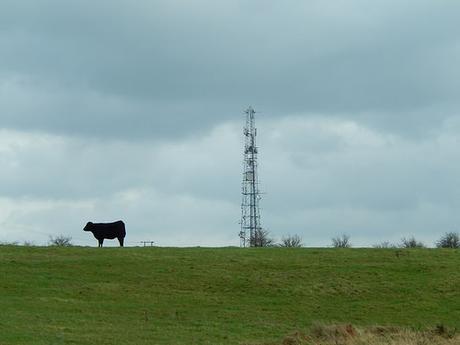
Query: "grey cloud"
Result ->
[[1, 1, 460, 247], [1, 1, 459, 139], [260, 116, 460, 217], [1, 115, 460, 247], [0, 122, 241, 200]]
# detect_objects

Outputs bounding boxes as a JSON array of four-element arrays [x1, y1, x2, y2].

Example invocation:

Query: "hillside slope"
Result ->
[[0, 246, 459, 345]]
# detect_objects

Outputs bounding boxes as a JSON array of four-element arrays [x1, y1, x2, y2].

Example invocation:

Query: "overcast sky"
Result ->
[[1, 0, 460, 247]]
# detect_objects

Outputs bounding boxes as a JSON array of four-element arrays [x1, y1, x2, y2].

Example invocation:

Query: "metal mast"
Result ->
[[240, 106, 263, 247]]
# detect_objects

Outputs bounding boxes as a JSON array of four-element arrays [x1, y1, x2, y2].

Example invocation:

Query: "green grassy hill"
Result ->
[[1, 246, 459, 345]]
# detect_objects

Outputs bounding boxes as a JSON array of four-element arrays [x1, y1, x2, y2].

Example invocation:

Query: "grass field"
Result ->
[[0, 246, 459, 345]]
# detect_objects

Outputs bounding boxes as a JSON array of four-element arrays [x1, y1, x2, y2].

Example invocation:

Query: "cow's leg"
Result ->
[[98, 238, 104, 247], [118, 237, 124, 247]]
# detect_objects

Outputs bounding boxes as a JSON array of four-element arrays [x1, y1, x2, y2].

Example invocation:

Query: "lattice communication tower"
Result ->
[[239, 106, 263, 247]]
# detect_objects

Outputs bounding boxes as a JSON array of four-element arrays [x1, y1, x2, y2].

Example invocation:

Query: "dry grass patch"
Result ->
[[281, 324, 459, 345]]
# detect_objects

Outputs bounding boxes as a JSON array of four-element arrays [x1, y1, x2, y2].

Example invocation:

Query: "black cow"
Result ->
[[83, 220, 126, 247]]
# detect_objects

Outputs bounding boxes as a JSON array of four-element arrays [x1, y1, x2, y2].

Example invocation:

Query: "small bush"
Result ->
[[250, 229, 275, 247], [400, 236, 425, 248], [331, 234, 351, 248], [373, 241, 397, 249], [280, 234, 303, 248], [436, 232, 460, 249], [48, 235, 73, 247]]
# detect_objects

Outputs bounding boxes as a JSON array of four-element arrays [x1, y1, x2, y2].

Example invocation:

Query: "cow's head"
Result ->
[[83, 222, 93, 231]]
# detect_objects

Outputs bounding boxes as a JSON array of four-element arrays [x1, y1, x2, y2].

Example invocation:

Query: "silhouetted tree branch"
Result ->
[[331, 234, 351, 248]]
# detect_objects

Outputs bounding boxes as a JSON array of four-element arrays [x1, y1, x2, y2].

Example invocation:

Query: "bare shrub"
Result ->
[[331, 234, 351, 248], [250, 228, 275, 247], [48, 235, 73, 247], [280, 234, 303, 248], [373, 241, 397, 249], [400, 236, 425, 248], [436, 232, 460, 249]]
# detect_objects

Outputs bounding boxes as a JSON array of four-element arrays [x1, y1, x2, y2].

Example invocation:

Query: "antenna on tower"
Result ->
[[240, 106, 263, 247]]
